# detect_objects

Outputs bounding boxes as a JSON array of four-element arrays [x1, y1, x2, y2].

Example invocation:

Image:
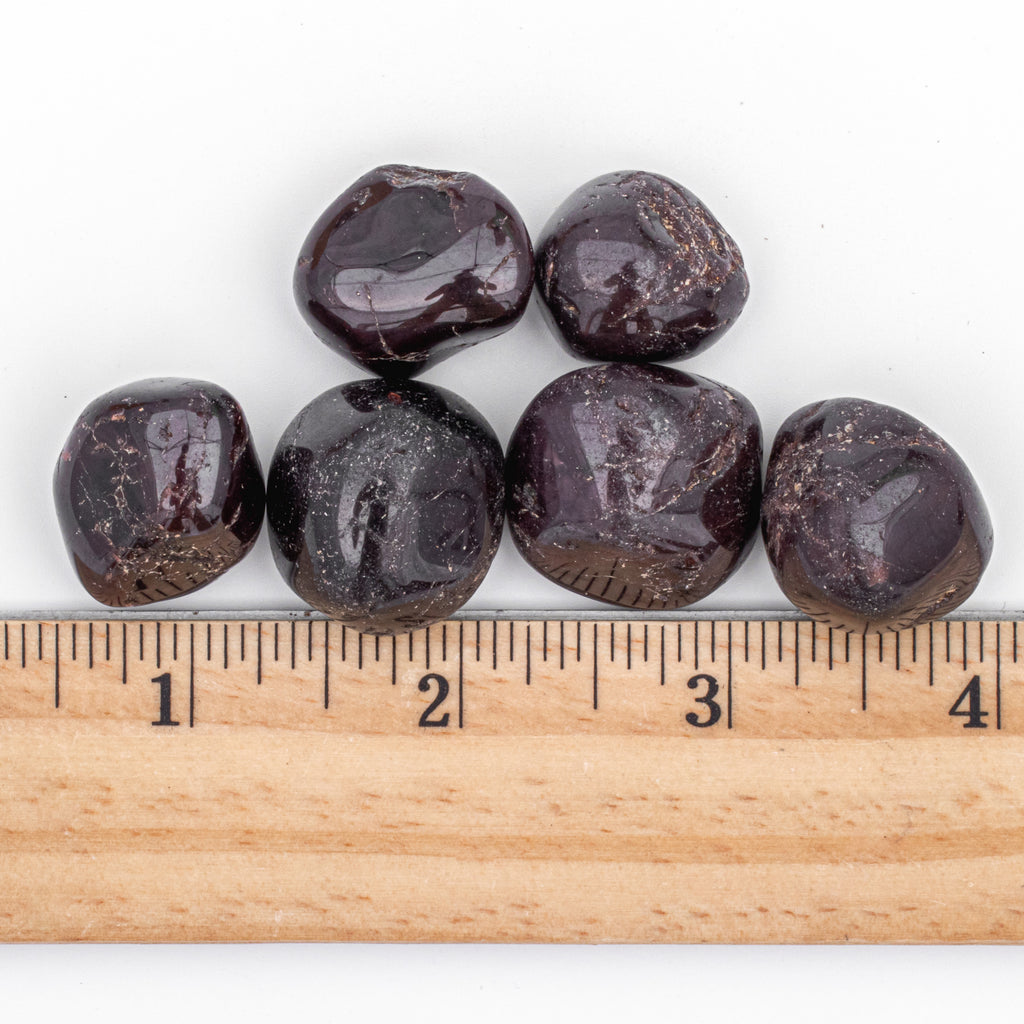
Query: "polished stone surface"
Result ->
[[294, 164, 533, 378], [535, 170, 748, 362], [761, 398, 993, 632], [267, 380, 504, 633], [54, 379, 265, 606], [506, 363, 762, 609]]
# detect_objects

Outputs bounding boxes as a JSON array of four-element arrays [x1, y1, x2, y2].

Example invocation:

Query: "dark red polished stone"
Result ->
[[54, 379, 265, 606], [535, 171, 748, 363], [761, 398, 993, 632], [294, 164, 534, 378], [267, 379, 504, 634], [505, 364, 762, 610]]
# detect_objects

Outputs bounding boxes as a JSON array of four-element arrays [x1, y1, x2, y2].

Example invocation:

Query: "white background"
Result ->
[[2, 0, 1023, 1018]]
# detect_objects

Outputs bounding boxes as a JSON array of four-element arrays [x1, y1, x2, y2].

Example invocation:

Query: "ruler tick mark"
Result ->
[[256, 623, 262, 685], [274, 623, 279, 662], [71, 622, 76, 662], [945, 621, 951, 663], [307, 621, 313, 662], [761, 621, 766, 671], [660, 625, 665, 685], [626, 623, 631, 670], [810, 621, 816, 663], [577, 621, 581, 663], [155, 622, 161, 669], [560, 620, 565, 670], [677, 622, 682, 663], [979, 621, 984, 664], [443, 624, 449, 662], [877, 632, 883, 663], [895, 630, 900, 671], [962, 620, 967, 670], [341, 625, 347, 663], [138, 622, 143, 663], [710, 620, 715, 662], [324, 621, 330, 710], [21, 622, 26, 669], [644, 624, 648, 662], [240, 623, 245, 663], [727, 621, 733, 729], [777, 620, 783, 662], [375, 635, 380, 662], [358, 631, 363, 671], [223, 623, 229, 670], [844, 632, 850, 664], [744, 620, 749, 663], [526, 624, 531, 685], [458, 622, 465, 728], [996, 622, 1002, 730], [476, 620, 481, 662], [54, 623, 60, 708], [929, 621, 934, 685], [37, 623, 42, 661], [592, 622, 598, 710], [794, 621, 799, 686], [188, 624, 195, 728], [492, 620, 497, 670], [694, 621, 699, 670], [105, 623, 110, 662], [828, 628, 833, 671], [861, 633, 867, 711], [610, 622, 615, 663], [509, 621, 514, 663], [291, 621, 296, 671], [172, 623, 178, 662], [121, 623, 126, 683], [206, 623, 212, 663], [391, 634, 397, 686], [542, 621, 547, 662], [425, 626, 431, 670]]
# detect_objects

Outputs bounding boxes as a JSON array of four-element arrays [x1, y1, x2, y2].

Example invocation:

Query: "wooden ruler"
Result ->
[[1, 613, 1022, 943]]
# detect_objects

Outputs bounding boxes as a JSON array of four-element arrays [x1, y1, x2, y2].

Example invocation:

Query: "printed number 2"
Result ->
[[686, 673, 722, 728], [949, 675, 989, 729], [418, 673, 450, 728]]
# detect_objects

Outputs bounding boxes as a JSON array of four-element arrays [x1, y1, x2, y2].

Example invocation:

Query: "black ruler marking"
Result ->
[[492, 620, 498, 671], [878, 631, 883, 664], [610, 622, 615, 663], [560, 620, 565, 670], [996, 621, 1002, 730], [677, 622, 682, 663], [138, 622, 143, 663], [761, 621, 766, 671], [155, 622, 160, 669], [1015, 621, 1019, 664], [21, 622, 25, 669], [525, 624, 531, 685], [592, 622, 598, 711], [425, 626, 431, 670], [256, 624, 262, 685], [828, 628, 834, 671], [206, 623, 212, 663], [408, 630, 414, 663], [172, 623, 178, 663], [3, 622, 7, 660], [357, 631, 363, 671], [912, 627, 917, 663], [626, 623, 631, 670], [36, 623, 42, 661], [290, 621, 296, 671], [794, 621, 800, 686], [727, 621, 733, 729], [54, 623, 60, 709], [693, 620, 699, 670], [240, 623, 245, 664], [979, 621, 985, 664], [945, 621, 951, 663], [844, 632, 850, 664], [576, 621, 581, 663], [324, 620, 330, 710], [660, 625, 665, 686], [810, 621, 816, 663], [643, 624, 648, 663], [962, 620, 968, 671], [341, 625, 347, 663], [71, 622, 77, 662], [391, 635, 397, 686], [274, 623, 279, 662], [188, 623, 195, 728], [508, 620, 514, 664], [88, 622, 94, 669], [223, 623, 229, 670], [542, 621, 547, 662], [744, 620, 749, 663], [710, 620, 715, 663], [458, 622, 464, 729], [895, 631, 900, 671], [105, 623, 110, 662], [861, 633, 868, 711], [929, 621, 935, 685], [375, 635, 380, 663], [777, 620, 783, 662]]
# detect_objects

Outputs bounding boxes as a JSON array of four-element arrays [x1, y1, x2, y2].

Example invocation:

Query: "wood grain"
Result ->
[[1, 616, 1022, 942]]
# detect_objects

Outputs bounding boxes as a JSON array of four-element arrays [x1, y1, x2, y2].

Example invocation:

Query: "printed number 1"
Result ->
[[151, 672, 180, 727]]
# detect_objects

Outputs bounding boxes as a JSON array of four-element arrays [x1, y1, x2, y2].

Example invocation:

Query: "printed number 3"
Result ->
[[686, 673, 722, 728]]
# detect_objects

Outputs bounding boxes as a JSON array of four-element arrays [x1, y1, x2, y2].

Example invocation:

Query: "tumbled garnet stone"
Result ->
[[294, 164, 534, 378], [761, 398, 993, 632], [506, 363, 762, 610], [267, 380, 504, 634], [535, 170, 748, 363], [54, 379, 265, 606]]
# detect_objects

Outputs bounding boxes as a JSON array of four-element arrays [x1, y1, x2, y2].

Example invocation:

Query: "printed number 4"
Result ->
[[948, 675, 988, 729]]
